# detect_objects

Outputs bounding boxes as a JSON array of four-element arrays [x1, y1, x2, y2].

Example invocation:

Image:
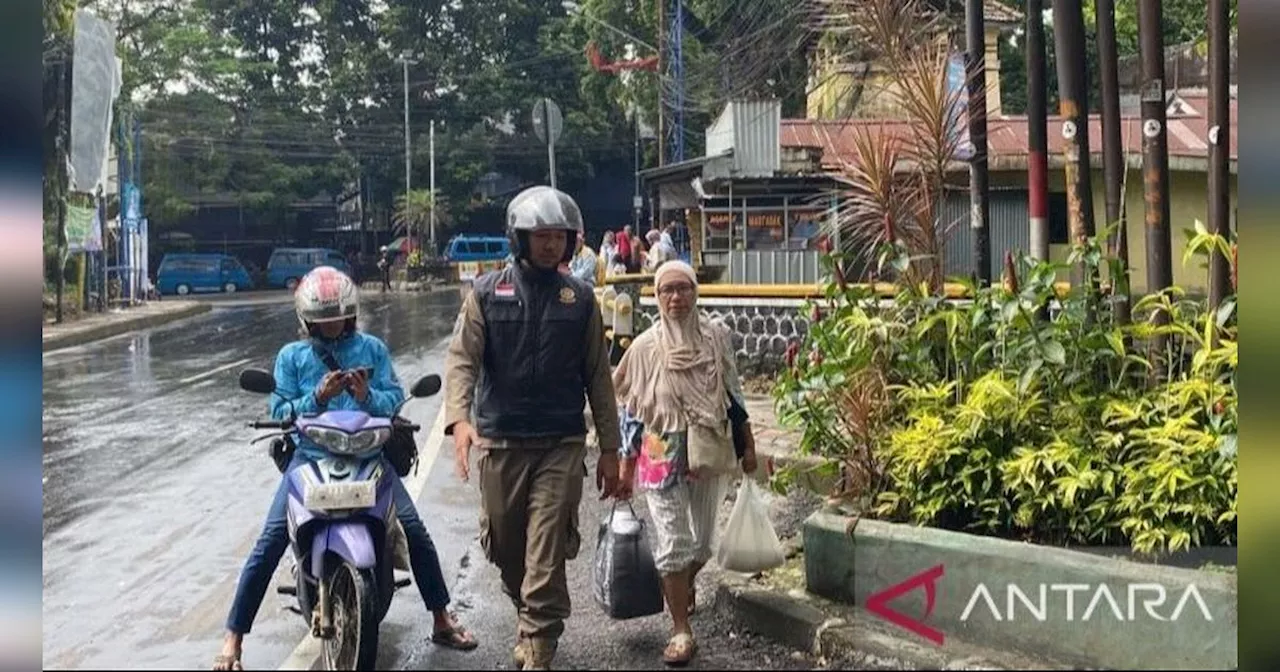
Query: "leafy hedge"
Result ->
[[773, 232, 1237, 555]]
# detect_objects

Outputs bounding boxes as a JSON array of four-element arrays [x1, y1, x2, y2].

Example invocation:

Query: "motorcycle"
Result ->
[[238, 367, 441, 670]]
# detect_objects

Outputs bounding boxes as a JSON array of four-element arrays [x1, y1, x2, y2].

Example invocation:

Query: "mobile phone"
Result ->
[[346, 367, 373, 378]]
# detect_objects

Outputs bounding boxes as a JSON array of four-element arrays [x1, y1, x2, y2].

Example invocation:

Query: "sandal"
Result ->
[[212, 654, 243, 671], [431, 614, 479, 651], [662, 632, 697, 667]]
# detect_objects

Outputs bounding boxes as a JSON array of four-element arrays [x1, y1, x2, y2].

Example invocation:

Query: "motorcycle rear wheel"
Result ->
[[321, 562, 379, 671]]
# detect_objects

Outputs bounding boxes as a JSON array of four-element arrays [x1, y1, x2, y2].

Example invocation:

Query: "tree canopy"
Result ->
[[46, 0, 1233, 238]]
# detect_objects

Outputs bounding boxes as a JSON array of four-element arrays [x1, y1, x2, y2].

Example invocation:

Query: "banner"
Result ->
[[69, 10, 122, 194], [946, 53, 973, 162], [65, 204, 102, 253]]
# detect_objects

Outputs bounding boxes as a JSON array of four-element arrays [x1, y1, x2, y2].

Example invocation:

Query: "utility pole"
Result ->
[[546, 102, 558, 189], [965, 0, 991, 286], [1052, 0, 1097, 297], [656, 0, 665, 167], [634, 107, 642, 229], [1097, 0, 1131, 325], [1139, 0, 1173, 378], [1026, 0, 1049, 263], [398, 52, 415, 249], [429, 119, 436, 252], [1207, 0, 1232, 311], [55, 52, 71, 324]]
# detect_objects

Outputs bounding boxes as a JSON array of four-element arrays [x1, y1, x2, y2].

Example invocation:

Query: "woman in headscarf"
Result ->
[[612, 260, 758, 667], [600, 230, 618, 270]]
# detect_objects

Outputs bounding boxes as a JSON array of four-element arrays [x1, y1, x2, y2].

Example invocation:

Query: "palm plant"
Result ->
[[392, 189, 449, 248], [814, 0, 974, 292]]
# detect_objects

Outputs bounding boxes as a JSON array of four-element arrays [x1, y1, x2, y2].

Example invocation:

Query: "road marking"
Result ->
[[178, 358, 253, 386], [277, 402, 448, 671]]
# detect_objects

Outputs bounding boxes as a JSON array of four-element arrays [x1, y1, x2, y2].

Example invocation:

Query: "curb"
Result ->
[[804, 512, 1238, 670], [713, 573, 1067, 670], [42, 302, 212, 352], [358, 281, 452, 293]]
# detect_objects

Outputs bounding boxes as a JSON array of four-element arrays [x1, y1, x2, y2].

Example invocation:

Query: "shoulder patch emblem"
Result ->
[[559, 287, 576, 304], [495, 282, 516, 298]]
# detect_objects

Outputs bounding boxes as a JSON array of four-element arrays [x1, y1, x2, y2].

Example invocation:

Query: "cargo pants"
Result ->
[[477, 436, 588, 649]]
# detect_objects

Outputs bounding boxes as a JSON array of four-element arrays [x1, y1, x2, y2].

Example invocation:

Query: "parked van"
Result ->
[[266, 247, 351, 290], [443, 235, 510, 282], [156, 253, 254, 296]]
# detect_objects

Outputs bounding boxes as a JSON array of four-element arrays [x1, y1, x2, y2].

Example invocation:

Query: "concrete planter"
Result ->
[[804, 512, 1237, 670]]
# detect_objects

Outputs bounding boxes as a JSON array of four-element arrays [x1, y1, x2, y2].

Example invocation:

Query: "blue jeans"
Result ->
[[225, 461, 451, 634]]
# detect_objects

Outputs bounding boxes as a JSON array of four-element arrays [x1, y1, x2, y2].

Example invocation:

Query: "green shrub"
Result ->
[[774, 232, 1237, 555]]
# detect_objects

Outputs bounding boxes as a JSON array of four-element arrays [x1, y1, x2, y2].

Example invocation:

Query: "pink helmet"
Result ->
[[294, 266, 359, 328]]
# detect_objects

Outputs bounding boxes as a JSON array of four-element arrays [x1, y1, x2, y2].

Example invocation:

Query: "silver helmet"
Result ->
[[506, 186, 583, 264], [294, 265, 359, 327]]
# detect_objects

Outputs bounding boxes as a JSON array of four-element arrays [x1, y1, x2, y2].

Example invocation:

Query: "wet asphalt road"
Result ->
[[42, 288, 897, 671], [42, 290, 461, 670]]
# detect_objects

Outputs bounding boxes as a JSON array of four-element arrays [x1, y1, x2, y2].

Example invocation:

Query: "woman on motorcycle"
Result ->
[[213, 266, 476, 671]]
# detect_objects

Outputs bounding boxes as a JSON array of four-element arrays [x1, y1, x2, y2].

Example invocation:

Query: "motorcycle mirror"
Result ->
[[239, 368, 277, 394], [410, 374, 442, 398]]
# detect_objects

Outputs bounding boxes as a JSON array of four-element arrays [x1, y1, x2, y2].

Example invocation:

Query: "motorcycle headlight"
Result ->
[[347, 427, 392, 454], [304, 426, 354, 454]]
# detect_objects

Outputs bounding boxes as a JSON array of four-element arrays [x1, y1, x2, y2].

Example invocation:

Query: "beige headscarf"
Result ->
[[612, 261, 731, 434]]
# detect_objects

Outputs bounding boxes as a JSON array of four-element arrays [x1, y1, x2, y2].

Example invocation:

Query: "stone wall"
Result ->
[[632, 295, 811, 376]]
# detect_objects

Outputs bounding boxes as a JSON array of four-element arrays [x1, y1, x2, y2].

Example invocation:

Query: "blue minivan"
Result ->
[[442, 235, 511, 282], [443, 235, 510, 263], [266, 247, 351, 290], [156, 253, 254, 296]]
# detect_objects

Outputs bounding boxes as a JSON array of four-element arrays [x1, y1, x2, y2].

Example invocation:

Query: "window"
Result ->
[[162, 258, 218, 273], [270, 252, 304, 267], [485, 241, 506, 255]]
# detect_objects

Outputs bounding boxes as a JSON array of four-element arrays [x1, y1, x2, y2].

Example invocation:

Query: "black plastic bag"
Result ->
[[593, 502, 665, 620]]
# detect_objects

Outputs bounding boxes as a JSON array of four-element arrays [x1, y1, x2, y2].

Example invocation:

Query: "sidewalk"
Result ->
[[42, 301, 211, 353], [715, 397, 1075, 670]]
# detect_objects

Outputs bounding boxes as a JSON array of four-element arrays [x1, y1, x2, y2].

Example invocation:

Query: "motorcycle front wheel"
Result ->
[[321, 562, 379, 671]]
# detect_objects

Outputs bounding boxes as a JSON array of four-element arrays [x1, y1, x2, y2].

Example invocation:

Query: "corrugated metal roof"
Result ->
[[782, 94, 1238, 171]]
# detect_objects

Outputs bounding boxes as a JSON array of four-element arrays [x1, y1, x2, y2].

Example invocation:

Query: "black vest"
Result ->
[[473, 264, 595, 439]]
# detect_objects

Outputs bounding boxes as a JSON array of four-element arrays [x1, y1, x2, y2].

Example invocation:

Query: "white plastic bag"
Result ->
[[717, 478, 786, 574]]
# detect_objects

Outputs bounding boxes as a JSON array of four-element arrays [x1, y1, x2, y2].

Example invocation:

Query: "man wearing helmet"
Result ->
[[444, 186, 622, 670], [212, 266, 476, 671]]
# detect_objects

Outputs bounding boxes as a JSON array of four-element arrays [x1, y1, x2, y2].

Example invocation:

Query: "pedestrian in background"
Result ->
[[600, 230, 618, 270], [616, 225, 634, 273]]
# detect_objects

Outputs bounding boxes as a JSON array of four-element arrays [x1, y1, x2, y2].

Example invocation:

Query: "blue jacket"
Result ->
[[270, 332, 405, 461]]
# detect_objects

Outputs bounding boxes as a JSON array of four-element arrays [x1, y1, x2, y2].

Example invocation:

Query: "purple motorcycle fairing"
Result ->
[[295, 410, 392, 435], [283, 409, 397, 585]]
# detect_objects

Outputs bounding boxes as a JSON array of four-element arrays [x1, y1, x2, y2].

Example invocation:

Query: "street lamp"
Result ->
[[397, 51, 418, 250]]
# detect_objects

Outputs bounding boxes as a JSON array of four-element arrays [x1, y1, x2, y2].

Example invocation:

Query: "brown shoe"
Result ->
[[520, 637, 557, 670], [513, 640, 529, 669]]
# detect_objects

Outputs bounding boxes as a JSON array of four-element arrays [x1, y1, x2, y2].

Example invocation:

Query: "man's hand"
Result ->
[[596, 452, 621, 500], [315, 371, 346, 405], [615, 456, 636, 501], [345, 369, 370, 402], [452, 421, 479, 482]]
